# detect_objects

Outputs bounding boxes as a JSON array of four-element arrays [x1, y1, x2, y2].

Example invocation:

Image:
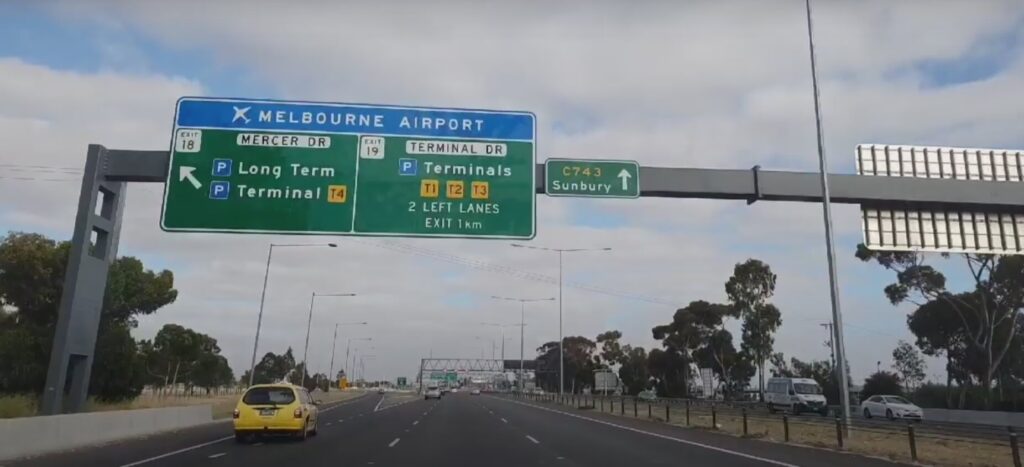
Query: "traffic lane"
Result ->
[[484, 396, 777, 467], [492, 397, 912, 467], [370, 393, 551, 466], [132, 392, 436, 467], [5, 393, 374, 467]]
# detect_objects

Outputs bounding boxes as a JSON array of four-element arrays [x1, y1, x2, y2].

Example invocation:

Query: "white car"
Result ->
[[470, 389, 481, 396], [860, 395, 923, 421], [424, 386, 442, 400]]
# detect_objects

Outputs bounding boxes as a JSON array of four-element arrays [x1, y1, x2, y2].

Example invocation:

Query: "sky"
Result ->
[[2, 0, 1024, 386]]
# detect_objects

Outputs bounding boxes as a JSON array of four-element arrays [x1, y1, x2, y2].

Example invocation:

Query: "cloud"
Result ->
[[2, 1, 1023, 384]]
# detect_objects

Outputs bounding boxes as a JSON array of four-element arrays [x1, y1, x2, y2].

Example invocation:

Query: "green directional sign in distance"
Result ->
[[161, 98, 536, 239], [544, 159, 640, 198], [445, 372, 458, 383]]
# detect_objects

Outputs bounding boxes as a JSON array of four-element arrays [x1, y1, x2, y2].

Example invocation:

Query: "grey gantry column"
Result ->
[[40, 145, 127, 414]]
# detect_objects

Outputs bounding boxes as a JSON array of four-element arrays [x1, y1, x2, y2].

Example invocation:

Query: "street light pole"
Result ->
[[329, 321, 367, 390], [344, 337, 371, 383], [511, 244, 610, 396], [480, 322, 517, 362], [805, 0, 851, 432], [350, 343, 374, 385], [520, 301, 525, 389], [491, 296, 554, 392], [248, 243, 336, 387], [301, 292, 356, 389]]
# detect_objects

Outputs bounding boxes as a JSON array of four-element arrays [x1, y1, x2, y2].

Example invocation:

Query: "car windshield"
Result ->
[[794, 383, 822, 395], [885, 396, 912, 405], [242, 387, 296, 405]]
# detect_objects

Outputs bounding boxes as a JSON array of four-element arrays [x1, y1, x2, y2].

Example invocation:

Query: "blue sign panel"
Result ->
[[175, 97, 535, 141]]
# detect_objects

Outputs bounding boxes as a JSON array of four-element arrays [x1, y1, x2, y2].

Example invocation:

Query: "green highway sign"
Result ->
[[544, 158, 640, 198], [445, 372, 458, 383], [430, 372, 444, 380], [161, 97, 536, 239]]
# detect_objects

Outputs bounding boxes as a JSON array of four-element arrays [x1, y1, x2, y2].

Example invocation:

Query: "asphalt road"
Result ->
[[7, 392, 911, 467]]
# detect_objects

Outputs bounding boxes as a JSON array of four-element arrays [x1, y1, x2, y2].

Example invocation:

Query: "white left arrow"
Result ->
[[617, 169, 632, 190], [179, 166, 202, 189]]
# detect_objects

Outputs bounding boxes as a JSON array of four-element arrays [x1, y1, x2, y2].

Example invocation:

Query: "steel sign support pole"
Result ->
[[805, 0, 851, 433], [40, 145, 125, 415]]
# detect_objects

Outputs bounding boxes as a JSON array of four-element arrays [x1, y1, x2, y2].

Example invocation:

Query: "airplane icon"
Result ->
[[232, 106, 251, 124]]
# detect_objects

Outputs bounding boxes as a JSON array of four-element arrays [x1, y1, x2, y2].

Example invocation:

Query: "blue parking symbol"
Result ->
[[209, 181, 230, 200], [398, 158, 418, 176], [212, 158, 233, 177]]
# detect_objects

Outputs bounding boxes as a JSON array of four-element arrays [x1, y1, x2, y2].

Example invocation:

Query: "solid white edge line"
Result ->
[[501, 398, 799, 467], [388, 438, 401, 447], [526, 435, 540, 444], [373, 395, 386, 412], [119, 436, 233, 467]]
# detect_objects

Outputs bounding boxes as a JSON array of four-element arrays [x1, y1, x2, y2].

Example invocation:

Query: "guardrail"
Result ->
[[508, 392, 1023, 467]]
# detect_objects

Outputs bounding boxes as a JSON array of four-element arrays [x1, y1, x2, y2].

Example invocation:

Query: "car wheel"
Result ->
[[310, 418, 318, 436], [768, 403, 776, 414], [863, 408, 872, 419], [296, 420, 309, 441], [791, 405, 801, 416], [234, 432, 249, 443], [886, 409, 894, 421]]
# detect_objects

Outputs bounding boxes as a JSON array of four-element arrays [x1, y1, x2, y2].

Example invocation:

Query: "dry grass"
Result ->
[[0, 394, 37, 418], [571, 399, 1015, 467]]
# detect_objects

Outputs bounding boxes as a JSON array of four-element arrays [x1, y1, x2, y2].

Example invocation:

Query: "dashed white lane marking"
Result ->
[[208, 453, 226, 459], [526, 435, 540, 444], [413, 420, 419, 425], [500, 418, 508, 423], [327, 422, 333, 426], [423, 412, 428, 415], [118, 436, 233, 467], [557, 456, 564, 460], [389, 438, 401, 447], [499, 398, 799, 467], [117, 395, 373, 467], [338, 419, 344, 423], [373, 395, 386, 412]]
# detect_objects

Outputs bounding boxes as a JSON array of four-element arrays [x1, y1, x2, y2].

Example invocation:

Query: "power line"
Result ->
[[0, 175, 81, 183], [0, 163, 82, 172], [343, 238, 683, 307]]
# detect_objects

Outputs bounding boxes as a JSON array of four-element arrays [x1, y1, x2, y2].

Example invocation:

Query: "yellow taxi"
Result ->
[[233, 383, 319, 442]]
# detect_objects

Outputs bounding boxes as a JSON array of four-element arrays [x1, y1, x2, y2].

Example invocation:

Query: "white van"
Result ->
[[765, 377, 829, 416]]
